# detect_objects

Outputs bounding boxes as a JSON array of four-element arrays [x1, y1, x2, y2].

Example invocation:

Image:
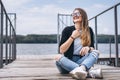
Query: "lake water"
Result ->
[[17, 43, 58, 55], [16, 43, 120, 55]]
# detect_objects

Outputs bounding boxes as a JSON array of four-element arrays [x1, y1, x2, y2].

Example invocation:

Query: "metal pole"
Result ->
[[57, 14, 60, 53], [8, 13, 16, 60], [14, 30, 16, 60], [9, 24, 11, 63], [7, 13, 16, 30], [13, 14, 16, 60], [109, 37, 112, 65], [62, 16, 63, 30], [5, 15, 8, 65], [66, 16, 68, 26], [95, 17, 98, 49], [114, 6, 119, 67], [14, 14, 16, 60], [0, 2, 3, 68]]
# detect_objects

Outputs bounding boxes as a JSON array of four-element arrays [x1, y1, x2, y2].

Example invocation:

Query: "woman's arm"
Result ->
[[60, 36, 74, 54], [60, 29, 80, 54]]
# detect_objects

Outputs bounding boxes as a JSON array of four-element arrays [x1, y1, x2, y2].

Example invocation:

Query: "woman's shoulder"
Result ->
[[88, 26, 92, 30], [88, 26, 94, 35], [63, 25, 75, 31], [88, 26, 93, 32]]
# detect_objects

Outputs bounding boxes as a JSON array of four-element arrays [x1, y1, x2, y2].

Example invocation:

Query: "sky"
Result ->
[[2, 0, 120, 35]]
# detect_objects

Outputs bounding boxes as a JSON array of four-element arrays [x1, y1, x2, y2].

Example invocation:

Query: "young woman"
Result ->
[[55, 8, 102, 80]]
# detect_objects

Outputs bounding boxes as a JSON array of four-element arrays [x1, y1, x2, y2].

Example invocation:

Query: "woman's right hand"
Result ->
[[71, 30, 81, 39]]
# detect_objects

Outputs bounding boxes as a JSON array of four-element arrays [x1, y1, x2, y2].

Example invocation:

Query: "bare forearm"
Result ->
[[60, 30, 81, 54], [60, 36, 74, 54]]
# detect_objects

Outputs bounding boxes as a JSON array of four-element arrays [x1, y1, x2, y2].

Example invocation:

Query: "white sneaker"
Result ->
[[70, 67, 87, 80], [88, 68, 103, 79]]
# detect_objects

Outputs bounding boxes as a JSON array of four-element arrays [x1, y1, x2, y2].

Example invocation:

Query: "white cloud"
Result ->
[[2, 0, 31, 12], [16, 4, 72, 35], [31, 4, 71, 15], [57, 0, 68, 3], [93, 4, 108, 9], [2, 0, 72, 35], [85, 4, 109, 18], [2, 0, 115, 35], [2, 0, 31, 8]]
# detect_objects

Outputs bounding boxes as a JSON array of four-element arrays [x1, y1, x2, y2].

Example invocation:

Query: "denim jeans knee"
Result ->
[[91, 50, 100, 60], [56, 61, 69, 74]]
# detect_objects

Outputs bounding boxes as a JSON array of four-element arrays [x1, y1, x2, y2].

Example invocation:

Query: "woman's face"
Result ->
[[72, 10, 82, 23]]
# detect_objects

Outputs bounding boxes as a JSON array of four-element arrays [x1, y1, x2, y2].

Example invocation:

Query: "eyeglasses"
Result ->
[[71, 12, 81, 17]]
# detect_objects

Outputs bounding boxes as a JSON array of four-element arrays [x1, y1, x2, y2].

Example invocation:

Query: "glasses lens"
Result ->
[[72, 12, 81, 17]]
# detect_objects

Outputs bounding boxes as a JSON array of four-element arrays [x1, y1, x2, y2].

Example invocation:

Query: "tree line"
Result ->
[[97, 34, 120, 43], [1, 34, 120, 43], [16, 34, 57, 43]]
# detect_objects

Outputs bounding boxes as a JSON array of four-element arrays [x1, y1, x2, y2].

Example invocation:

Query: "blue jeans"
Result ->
[[56, 51, 99, 74]]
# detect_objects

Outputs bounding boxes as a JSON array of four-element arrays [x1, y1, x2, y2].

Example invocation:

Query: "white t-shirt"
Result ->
[[73, 38, 82, 55]]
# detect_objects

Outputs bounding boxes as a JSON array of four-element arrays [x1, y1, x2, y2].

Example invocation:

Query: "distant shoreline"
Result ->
[[2, 34, 120, 43]]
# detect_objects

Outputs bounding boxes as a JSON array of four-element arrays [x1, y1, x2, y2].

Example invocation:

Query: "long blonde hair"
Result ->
[[74, 8, 91, 46]]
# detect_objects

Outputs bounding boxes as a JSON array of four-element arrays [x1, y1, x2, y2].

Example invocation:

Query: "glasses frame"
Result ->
[[71, 12, 81, 17]]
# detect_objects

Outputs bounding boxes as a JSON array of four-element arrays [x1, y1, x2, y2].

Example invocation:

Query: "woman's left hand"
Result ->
[[79, 46, 89, 56]]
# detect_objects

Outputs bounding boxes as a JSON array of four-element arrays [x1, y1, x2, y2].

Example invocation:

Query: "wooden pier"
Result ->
[[0, 55, 120, 80]]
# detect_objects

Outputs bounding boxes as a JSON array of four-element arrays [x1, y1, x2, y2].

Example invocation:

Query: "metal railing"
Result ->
[[57, 2, 120, 67], [0, 0, 16, 68], [88, 2, 120, 67], [57, 14, 73, 53]]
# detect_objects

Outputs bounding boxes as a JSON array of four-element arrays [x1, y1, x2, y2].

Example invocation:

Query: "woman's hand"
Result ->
[[54, 54, 62, 61], [79, 46, 90, 56], [71, 30, 81, 39]]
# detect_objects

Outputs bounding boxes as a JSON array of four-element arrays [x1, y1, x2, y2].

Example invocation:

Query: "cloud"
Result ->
[[2, 0, 31, 8], [85, 3, 109, 18], [28, 4, 72, 15], [57, 0, 68, 3], [2, 0, 116, 35], [93, 4, 108, 9], [2, 0, 32, 12], [2, 0, 72, 35], [16, 4, 72, 35]]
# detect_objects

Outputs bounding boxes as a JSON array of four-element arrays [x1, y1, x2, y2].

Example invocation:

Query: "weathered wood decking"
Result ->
[[0, 55, 120, 80]]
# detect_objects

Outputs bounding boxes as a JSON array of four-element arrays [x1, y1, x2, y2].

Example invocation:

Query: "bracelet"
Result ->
[[70, 36, 75, 40]]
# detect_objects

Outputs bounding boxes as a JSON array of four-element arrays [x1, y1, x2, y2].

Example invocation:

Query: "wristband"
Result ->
[[70, 36, 75, 40]]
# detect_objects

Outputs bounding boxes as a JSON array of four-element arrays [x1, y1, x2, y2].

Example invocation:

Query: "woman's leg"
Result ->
[[56, 61, 69, 74], [76, 50, 99, 71], [55, 54, 79, 74]]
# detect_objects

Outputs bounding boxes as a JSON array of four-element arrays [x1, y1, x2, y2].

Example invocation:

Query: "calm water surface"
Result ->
[[16, 43, 120, 55], [17, 43, 58, 55]]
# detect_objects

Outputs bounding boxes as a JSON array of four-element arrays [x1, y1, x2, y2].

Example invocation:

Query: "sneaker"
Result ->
[[70, 67, 87, 80], [88, 68, 103, 79]]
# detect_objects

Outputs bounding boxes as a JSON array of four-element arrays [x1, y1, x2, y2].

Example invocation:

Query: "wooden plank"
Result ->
[[0, 55, 120, 80]]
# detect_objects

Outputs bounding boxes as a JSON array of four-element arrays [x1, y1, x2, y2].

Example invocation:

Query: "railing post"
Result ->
[[0, 1, 3, 68], [9, 24, 12, 63], [0, 0, 16, 68], [114, 5, 119, 67], [14, 14, 16, 60], [14, 31, 16, 60], [5, 15, 8, 65], [7, 13, 16, 60], [109, 37, 112, 65], [95, 17, 98, 49], [57, 14, 60, 53]]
